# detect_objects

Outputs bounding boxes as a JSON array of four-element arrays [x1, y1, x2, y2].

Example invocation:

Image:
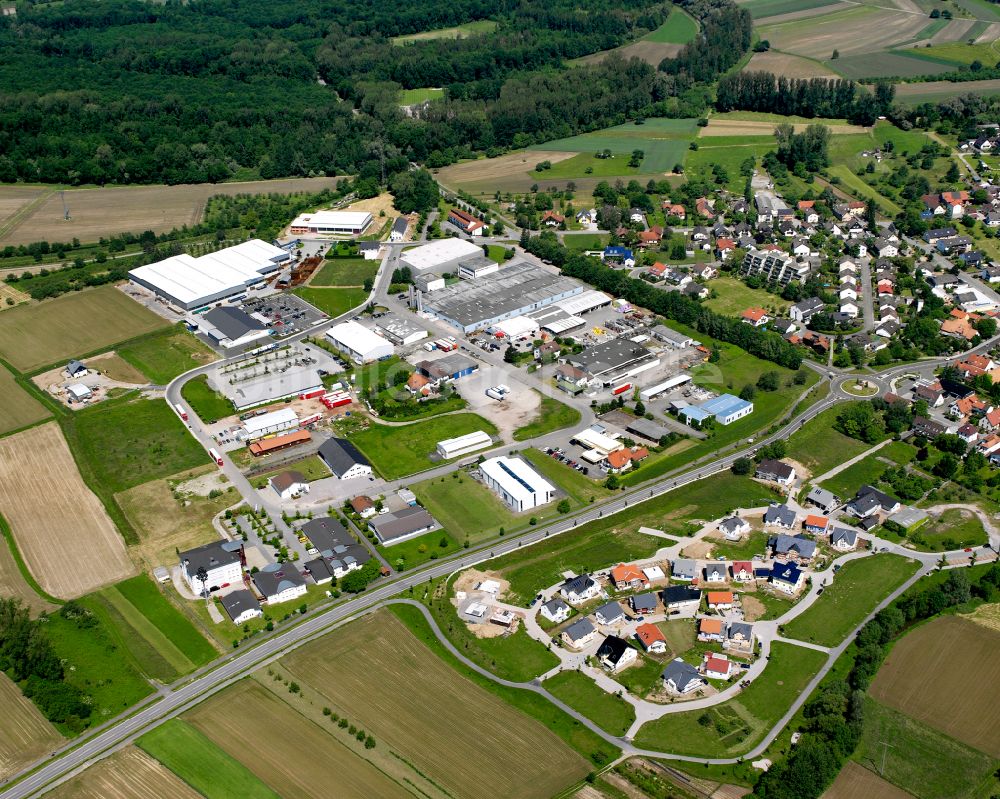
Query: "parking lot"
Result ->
[[242, 294, 327, 337]]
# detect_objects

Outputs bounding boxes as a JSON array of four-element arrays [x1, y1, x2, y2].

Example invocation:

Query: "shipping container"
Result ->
[[611, 382, 632, 396]]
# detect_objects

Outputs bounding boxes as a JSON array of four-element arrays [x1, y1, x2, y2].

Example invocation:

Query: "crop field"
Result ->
[[66, 395, 209, 496], [350, 413, 498, 479], [0, 177, 345, 246], [0, 186, 50, 239], [0, 281, 30, 309], [117, 326, 217, 384], [758, 6, 929, 60], [0, 285, 168, 372], [894, 78, 1000, 103], [904, 39, 1000, 64], [0, 423, 134, 598], [822, 761, 913, 799], [392, 19, 497, 43], [279, 611, 589, 799], [572, 39, 686, 67], [0, 524, 55, 614], [633, 642, 826, 756], [310, 257, 378, 287], [781, 555, 918, 647], [534, 119, 698, 173], [870, 615, 1000, 757], [436, 150, 576, 192], [646, 9, 699, 42], [832, 51, 955, 78], [47, 746, 202, 799], [0, 365, 50, 436], [291, 286, 368, 318], [701, 115, 868, 137], [138, 718, 280, 799], [738, 0, 842, 20], [0, 673, 62, 781]]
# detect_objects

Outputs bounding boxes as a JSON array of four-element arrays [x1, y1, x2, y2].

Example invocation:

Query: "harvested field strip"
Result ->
[[139, 718, 280, 799], [826, 50, 954, 78], [975, 21, 1000, 42], [740, 0, 843, 19], [0, 285, 168, 372], [701, 120, 867, 136], [0, 187, 51, 240], [0, 423, 134, 599], [744, 50, 841, 77], [281, 611, 589, 799], [894, 78, 1000, 102], [187, 682, 412, 798], [0, 364, 50, 437], [0, 515, 56, 613], [0, 673, 62, 781], [749, 1, 851, 23], [0, 176, 346, 247], [821, 761, 913, 799], [759, 6, 929, 58], [869, 615, 1000, 757], [47, 746, 202, 799]]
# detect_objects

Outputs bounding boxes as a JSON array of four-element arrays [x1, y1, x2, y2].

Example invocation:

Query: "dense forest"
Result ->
[[0, 0, 751, 185], [716, 72, 895, 125]]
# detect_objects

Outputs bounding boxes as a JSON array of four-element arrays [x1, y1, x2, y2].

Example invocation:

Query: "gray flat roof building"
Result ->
[[625, 417, 673, 442], [421, 261, 584, 333], [369, 506, 438, 545], [568, 338, 657, 381], [300, 516, 350, 552], [220, 589, 261, 622]]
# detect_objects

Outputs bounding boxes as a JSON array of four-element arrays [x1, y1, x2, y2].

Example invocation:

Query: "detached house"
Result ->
[[598, 635, 638, 672], [790, 297, 824, 323], [771, 562, 805, 594], [560, 574, 601, 604], [719, 516, 750, 540], [698, 617, 725, 642], [829, 527, 858, 551], [562, 618, 597, 648], [769, 534, 817, 561], [635, 623, 667, 653], [610, 563, 649, 591], [755, 459, 796, 485], [741, 307, 769, 328], [724, 622, 755, 652], [540, 598, 571, 623], [764, 504, 796, 529], [662, 659, 705, 694]]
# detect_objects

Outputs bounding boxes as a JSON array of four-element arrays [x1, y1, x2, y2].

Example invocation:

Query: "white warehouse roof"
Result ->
[[572, 427, 623, 455], [400, 238, 483, 271], [437, 430, 493, 458], [480, 456, 555, 506], [290, 210, 373, 230], [326, 321, 393, 359], [556, 290, 613, 316], [489, 315, 539, 338], [128, 239, 288, 309], [241, 407, 298, 437]]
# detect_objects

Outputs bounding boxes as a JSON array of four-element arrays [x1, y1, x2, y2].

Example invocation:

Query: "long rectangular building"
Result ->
[[421, 261, 585, 333], [325, 321, 394, 363], [128, 239, 290, 311], [741, 249, 810, 286], [241, 408, 298, 440], [480, 456, 555, 512], [289, 210, 373, 237]]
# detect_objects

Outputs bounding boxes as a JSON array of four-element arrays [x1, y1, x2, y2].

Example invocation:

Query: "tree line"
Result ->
[[716, 72, 895, 125]]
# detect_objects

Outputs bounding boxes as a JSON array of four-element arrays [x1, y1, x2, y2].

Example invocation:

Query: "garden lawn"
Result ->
[[350, 413, 498, 479], [63, 395, 209, 494], [117, 327, 217, 384], [607, 652, 666, 698], [711, 530, 770, 561], [251, 455, 330, 488], [310, 258, 378, 287], [784, 404, 873, 477], [513, 394, 582, 440], [545, 671, 636, 736], [180, 375, 233, 424], [781, 555, 919, 647], [633, 642, 826, 756], [291, 287, 368, 318], [138, 719, 279, 799]]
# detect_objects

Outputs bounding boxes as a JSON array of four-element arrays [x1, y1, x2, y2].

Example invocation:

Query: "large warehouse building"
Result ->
[[325, 321, 394, 363], [480, 456, 555, 512], [128, 239, 290, 311], [400, 238, 484, 272], [288, 210, 373, 237], [420, 261, 586, 333]]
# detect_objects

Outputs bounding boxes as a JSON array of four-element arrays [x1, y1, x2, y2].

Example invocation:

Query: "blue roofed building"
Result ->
[[699, 393, 754, 425], [679, 405, 713, 427], [602, 246, 635, 267]]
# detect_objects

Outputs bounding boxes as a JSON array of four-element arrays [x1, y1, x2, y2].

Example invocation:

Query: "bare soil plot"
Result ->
[[1, 177, 344, 246], [337, 192, 397, 220], [46, 746, 201, 799], [821, 761, 913, 799], [869, 615, 1000, 757], [975, 22, 1000, 42], [0, 673, 62, 781], [751, 1, 851, 23], [744, 50, 841, 77], [701, 119, 868, 136], [0, 365, 50, 436], [0, 281, 30, 310], [0, 186, 50, 238], [437, 150, 576, 189], [930, 17, 977, 43], [759, 6, 929, 58], [187, 681, 413, 799], [0, 285, 168, 372], [281, 610, 589, 799], [86, 351, 148, 384], [894, 78, 1000, 102], [0, 423, 134, 598]]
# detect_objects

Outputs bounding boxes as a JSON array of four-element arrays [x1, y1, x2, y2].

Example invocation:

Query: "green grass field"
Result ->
[[0, 285, 169, 373], [180, 375, 233, 424], [685, 141, 776, 190], [826, 165, 903, 215], [414, 473, 516, 543], [853, 698, 1000, 799], [634, 642, 826, 756], [917, 508, 988, 550], [545, 671, 636, 735], [785, 404, 873, 477], [644, 8, 698, 42], [521, 448, 614, 506], [902, 39, 1000, 66], [513, 394, 582, 441], [740, 0, 840, 19], [0, 365, 50, 436], [64, 395, 209, 494], [392, 19, 497, 43], [251, 454, 330, 488], [534, 119, 699, 173], [830, 51, 954, 79], [819, 452, 890, 498], [535, 152, 644, 180], [781, 555, 919, 647], [564, 233, 609, 252], [350, 413, 498, 479], [704, 275, 789, 317], [399, 87, 445, 105], [116, 326, 217, 384], [309, 258, 378, 287], [139, 719, 280, 799], [291, 287, 368, 318], [46, 603, 154, 729]]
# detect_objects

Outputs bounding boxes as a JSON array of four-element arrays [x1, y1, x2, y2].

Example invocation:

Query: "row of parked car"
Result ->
[[543, 446, 589, 474]]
